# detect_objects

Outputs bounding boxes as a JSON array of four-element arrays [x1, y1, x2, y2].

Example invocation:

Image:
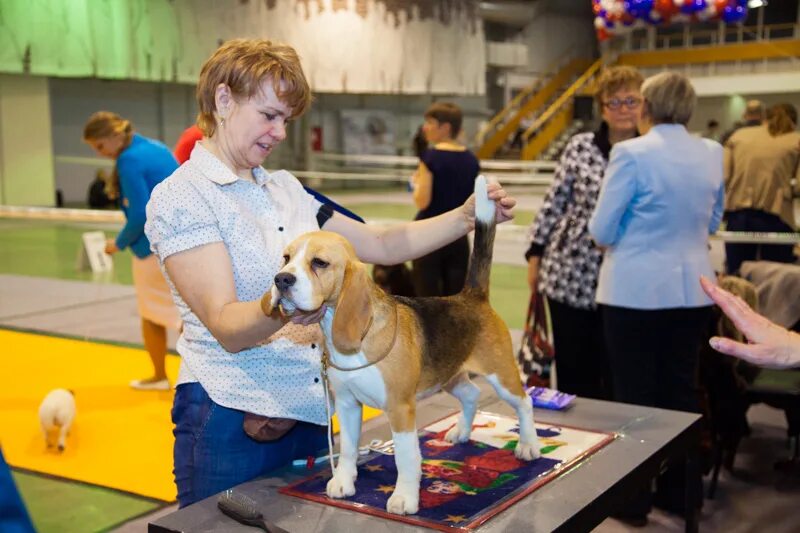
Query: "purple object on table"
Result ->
[[526, 386, 575, 410]]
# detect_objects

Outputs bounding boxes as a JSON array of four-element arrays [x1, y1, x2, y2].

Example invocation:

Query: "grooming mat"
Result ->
[[281, 411, 615, 531]]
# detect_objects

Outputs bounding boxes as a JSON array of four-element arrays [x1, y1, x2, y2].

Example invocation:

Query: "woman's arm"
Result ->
[[588, 145, 637, 247], [411, 162, 433, 210], [323, 181, 515, 265], [164, 243, 286, 353]]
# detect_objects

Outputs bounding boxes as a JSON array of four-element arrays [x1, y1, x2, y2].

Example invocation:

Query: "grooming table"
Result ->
[[149, 381, 701, 533]]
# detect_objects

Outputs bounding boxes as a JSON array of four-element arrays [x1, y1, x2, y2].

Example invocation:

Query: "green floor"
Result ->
[[0, 219, 133, 284], [0, 216, 528, 329], [12, 471, 163, 533]]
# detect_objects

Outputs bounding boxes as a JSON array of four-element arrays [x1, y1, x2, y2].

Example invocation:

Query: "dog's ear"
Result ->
[[332, 261, 372, 354], [260, 285, 282, 317]]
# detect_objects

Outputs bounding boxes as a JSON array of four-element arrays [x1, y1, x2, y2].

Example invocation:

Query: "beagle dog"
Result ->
[[265, 176, 540, 515]]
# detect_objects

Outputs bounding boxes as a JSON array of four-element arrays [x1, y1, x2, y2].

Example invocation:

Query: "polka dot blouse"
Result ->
[[145, 143, 328, 425]]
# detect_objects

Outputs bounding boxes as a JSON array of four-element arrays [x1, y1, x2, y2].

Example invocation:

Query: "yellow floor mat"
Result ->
[[0, 329, 382, 502]]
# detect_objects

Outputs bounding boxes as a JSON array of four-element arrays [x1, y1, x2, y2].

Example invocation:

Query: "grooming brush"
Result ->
[[217, 489, 290, 533]]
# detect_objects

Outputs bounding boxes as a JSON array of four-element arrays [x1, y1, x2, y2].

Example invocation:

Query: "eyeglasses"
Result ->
[[602, 97, 642, 110]]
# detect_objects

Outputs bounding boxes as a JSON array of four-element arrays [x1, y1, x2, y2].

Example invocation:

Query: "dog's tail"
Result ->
[[464, 175, 496, 298]]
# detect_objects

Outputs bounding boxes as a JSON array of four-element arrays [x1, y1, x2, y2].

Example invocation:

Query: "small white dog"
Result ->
[[38, 389, 76, 452]]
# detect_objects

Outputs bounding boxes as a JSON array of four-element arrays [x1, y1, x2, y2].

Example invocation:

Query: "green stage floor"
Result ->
[[13, 471, 163, 533]]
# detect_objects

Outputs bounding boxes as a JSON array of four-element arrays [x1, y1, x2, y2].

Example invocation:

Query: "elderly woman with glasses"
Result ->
[[589, 71, 724, 524], [525, 66, 643, 401]]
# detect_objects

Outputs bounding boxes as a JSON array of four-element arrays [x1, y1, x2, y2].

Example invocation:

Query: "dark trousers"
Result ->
[[412, 236, 469, 297], [602, 304, 713, 516], [549, 299, 612, 400], [725, 209, 796, 275]]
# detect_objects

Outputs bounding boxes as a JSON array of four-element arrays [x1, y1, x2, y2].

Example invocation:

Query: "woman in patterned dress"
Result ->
[[524, 66, 643, 400]]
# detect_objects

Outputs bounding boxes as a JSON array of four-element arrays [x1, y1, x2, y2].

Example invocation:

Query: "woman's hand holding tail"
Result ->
[[461, 181, 516, 229]]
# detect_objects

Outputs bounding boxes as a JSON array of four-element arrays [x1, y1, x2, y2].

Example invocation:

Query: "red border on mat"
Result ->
[[280, 411, 617, 532]]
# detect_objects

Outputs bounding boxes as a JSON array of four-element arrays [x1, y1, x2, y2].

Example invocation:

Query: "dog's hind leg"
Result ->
[[40, 419, 52, 448], [326, 390, 362, 499], [443, 371, 480, 444], [57, 420, 72, 452], [485, 372, 541, 461], [385, 402, 421, 515]]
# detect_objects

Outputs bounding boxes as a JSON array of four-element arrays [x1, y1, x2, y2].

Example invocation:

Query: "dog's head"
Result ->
[[263, 231, 373, 353]]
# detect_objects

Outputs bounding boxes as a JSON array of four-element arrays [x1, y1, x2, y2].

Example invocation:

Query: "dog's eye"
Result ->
[[282, 254, 290, 264], [311, 258, 329, 269]]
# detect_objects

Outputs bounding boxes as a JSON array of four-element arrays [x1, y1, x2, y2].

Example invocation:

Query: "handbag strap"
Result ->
[[523, 290, 538, 335]]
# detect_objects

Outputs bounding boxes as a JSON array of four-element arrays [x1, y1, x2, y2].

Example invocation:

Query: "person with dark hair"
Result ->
[[144, 39, 516, 507], [411, 125, 428, 159], [410, 102, 480, 296], [83, 111, 180, 391], [87, 169, 115, 209], [704, 118, 720, 141], [723, 102, 800, 274]]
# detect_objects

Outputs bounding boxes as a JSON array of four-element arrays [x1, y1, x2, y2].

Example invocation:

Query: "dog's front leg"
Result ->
[[326, 390, 362, 499], [386, 403, 421, 515]]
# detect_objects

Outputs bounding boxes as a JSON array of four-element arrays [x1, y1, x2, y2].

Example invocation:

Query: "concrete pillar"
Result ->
[[0, 74, 55, 206]]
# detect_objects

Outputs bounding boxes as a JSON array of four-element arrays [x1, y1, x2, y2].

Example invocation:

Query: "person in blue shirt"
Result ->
[[83, 112, 181, 391]]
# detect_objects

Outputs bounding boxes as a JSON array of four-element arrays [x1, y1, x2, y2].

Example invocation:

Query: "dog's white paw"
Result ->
[[386, 487, 419, 515], [326, 472, 356, 499], [515, 439, 541, 461], [444, 423, 471, 444]]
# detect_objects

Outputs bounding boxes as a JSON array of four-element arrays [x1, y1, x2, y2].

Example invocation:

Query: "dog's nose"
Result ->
[[274, 272, 297, 292]]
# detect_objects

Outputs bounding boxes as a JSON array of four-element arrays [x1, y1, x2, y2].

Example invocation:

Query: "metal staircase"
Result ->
[[476, 57, 592, 160]]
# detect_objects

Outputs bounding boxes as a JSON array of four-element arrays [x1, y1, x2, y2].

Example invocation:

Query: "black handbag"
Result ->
[[517, 290, 555, 388]]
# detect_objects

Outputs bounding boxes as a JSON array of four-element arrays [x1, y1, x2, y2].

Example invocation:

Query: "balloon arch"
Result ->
[[593, 0, 749, 41]]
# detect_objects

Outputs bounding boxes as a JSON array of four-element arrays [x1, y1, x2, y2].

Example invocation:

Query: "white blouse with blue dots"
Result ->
[[145, 143, 329, 425]]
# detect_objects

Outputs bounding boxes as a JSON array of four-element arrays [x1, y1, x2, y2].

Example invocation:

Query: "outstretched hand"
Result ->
[[700, 275, 800, 369], [462, 180, 516, 228]]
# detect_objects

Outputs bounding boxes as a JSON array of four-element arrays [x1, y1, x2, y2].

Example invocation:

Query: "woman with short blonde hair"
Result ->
[[525, 65, 642, 402], [145, 38, 517, 508]]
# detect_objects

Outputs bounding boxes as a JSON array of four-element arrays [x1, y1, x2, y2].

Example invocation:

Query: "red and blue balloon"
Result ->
[[593, 0, 749, 41]]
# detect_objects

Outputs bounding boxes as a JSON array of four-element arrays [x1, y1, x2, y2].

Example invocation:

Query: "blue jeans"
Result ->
[[172, 382, 327, 508]]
